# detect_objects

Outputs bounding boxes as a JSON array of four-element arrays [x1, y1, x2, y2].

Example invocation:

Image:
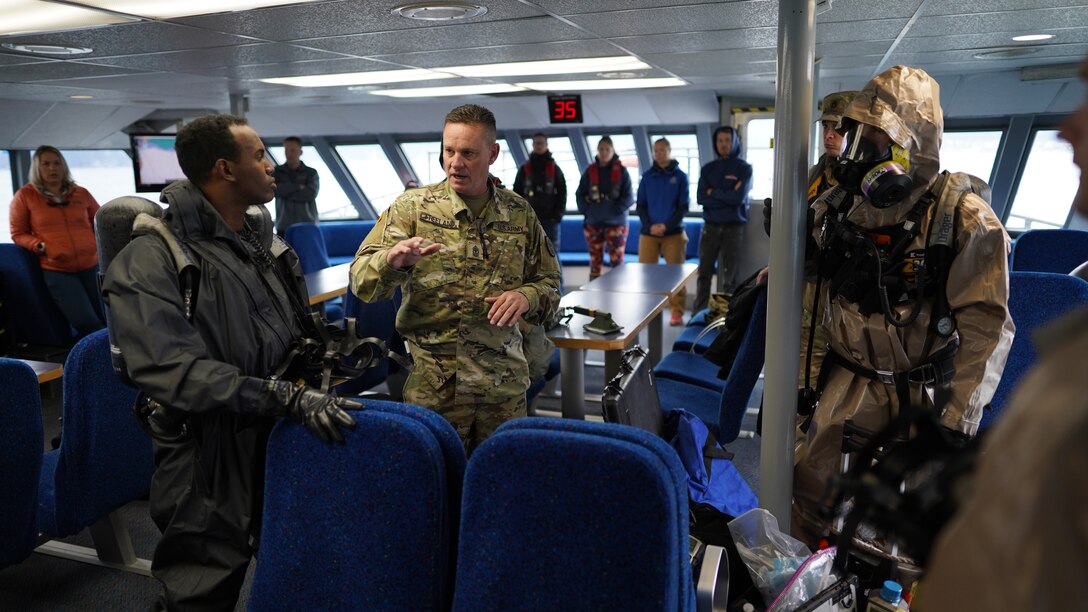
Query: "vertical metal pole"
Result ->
[[760, 0, 816, 531], [229, 93, 248, 118]]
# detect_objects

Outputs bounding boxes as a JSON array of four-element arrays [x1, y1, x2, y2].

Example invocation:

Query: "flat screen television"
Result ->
[[130, 134, 186, 193]]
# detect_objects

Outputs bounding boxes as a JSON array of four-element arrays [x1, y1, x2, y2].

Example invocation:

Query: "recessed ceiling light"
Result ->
[[392, 2, 487, 21], [974, 46, 1042, 59], [516, 77, 686, 92], [1012, 34, 1054, 42], [260, 68, 447, 87], [370, 83, 526, 98], [70, 0, 324, 20], [2, 43, 92, 55], [0, 0, 132, 36], [69, 94, 94, 100]]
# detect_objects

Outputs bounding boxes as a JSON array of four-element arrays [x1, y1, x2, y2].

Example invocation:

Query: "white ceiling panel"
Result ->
[[913, 7, 1088, 38], [566, 2, 778, 38], [613, 28, 777, 55], [372, 40, 624, 69], [0, 21, 254, 58], [0, 61, 148, 82], [87, 43, 345, 72], [171, 0, 547, 41], [296, 17, 593, 57]]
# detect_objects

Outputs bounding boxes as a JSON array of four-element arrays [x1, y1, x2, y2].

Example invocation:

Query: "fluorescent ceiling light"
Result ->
[[0, 1, 133, 36], [370, 84, 527, 98], [1012, 33, 1054, 42], [260, 68, 447, 87], [441, 56, 650, 78], [516, 77, 686, 92], [69, 0, 322, 20]]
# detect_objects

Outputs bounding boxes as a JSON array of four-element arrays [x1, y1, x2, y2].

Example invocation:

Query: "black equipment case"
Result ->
[[601, 346, 664, 436]]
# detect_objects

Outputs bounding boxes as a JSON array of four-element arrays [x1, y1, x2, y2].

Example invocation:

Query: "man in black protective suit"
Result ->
[[102, 114, 358, 610]]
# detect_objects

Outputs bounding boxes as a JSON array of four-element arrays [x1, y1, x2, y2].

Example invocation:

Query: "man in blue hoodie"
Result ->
[[637, 137, 689, 325], [694, 126, 752, 312]]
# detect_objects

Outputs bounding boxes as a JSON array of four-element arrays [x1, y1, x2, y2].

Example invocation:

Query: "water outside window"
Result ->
[[650, 133, 701, 207], [336, 144, 407, 214], [400, 140, 444, 186], [60, 149, 161, 204], [492, 138, 519, 190], [521, 135, 582, 213], [0, 151, 12, 242], [940, 131, 1003, 185], [584, 132, 642, 198], [745, 119, 774, 202], [1006, 130, 1077, 230], [268, 145, 356, 221]]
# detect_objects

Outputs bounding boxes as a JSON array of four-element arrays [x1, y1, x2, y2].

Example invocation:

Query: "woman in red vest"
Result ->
[[10, 146, 104, 338], [575, 136, 634, 280]]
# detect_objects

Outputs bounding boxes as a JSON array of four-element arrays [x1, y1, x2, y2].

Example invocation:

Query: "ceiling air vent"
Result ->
[[392, 3, 487, 21]]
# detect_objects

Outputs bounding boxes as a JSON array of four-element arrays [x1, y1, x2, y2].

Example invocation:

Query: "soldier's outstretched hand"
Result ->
[[484, 291, 529, 328], [387, 236, 442, 270]]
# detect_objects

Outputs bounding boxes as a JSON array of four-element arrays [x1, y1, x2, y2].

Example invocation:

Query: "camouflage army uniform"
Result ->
[[350, 180, 561, 452]]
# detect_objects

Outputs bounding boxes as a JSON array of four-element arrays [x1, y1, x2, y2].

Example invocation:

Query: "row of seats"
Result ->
[[289, 216, 706, 270], [252, 408, 695, 611], [1, 329, 153, 573], [555, 216, 703, 266]]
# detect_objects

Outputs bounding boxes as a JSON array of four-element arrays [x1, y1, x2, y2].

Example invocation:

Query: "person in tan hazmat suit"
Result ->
[[916, 56, 1088, 611], [791, 65, 1015, 548]]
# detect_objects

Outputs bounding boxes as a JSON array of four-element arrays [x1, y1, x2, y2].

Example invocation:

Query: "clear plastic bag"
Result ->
[[727, 508, 812, 604], [767, 546, 842, 611]]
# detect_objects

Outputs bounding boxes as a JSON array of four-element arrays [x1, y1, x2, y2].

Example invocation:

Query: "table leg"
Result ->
[[559, 347, 586, 420], [647, 311, 663, 365]]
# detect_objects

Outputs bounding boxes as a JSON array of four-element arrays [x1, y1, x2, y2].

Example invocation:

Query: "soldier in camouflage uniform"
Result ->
[[351, 104, 561, 453]]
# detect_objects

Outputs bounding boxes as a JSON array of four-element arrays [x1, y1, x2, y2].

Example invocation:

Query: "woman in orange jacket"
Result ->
[[10, 146, 104, 338]]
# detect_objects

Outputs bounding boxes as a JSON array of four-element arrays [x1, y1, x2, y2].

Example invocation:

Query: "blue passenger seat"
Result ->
[[0, 359, 44, 569], [251, 401, 461, 611], [983, 272, 1088, 430], [0, 244, 75, 348], [35, 329, 152, 574], [454, 418, 695, 612], [1010, 229, 1088, 274]]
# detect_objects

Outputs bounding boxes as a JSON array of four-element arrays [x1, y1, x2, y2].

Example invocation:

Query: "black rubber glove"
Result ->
[[284, 386, 360, 444], [762, 198, 772, 236]]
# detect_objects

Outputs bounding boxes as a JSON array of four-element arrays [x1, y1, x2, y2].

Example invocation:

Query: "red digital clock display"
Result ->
[[547, 94, 583, 124]]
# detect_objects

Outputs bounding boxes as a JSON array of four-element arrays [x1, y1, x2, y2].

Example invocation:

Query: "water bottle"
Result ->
[[866, 580, 909, 611]]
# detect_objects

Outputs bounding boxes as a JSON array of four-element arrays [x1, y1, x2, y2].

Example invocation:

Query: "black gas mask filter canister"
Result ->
[[832, 122, 913, 208]]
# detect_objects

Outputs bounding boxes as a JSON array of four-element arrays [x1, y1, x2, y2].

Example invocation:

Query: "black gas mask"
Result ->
[[832, 122, 913, 208]]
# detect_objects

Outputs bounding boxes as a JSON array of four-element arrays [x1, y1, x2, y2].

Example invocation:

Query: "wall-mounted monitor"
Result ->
[[130, 134, 185, 193]]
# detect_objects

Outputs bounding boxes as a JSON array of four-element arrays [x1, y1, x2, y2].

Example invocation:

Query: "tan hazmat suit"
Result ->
[[917, 306, 1088, 610], [792, 66, 1015, 545]]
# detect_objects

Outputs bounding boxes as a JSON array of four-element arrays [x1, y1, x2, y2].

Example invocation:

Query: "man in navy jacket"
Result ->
[[694, 127, 752, 311], [637, 137, 689, 325]]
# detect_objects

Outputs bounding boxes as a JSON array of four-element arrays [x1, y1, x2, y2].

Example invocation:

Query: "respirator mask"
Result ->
[[832, 121, 913, 208]]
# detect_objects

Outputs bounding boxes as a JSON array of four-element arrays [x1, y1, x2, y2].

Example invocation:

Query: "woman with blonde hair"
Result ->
[[10, 145, 104, 338]]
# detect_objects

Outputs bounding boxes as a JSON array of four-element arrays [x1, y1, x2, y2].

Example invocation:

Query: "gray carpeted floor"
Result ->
[[1, 265, 760, 610]]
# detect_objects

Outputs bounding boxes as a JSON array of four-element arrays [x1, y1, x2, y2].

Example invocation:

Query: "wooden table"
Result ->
[[547, 290, 667, 420], [304, 263, 352, 306], [21, 359, 63, 384]]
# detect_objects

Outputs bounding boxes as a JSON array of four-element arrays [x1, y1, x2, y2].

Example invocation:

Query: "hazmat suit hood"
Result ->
[[841, 65, 943, 207]]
